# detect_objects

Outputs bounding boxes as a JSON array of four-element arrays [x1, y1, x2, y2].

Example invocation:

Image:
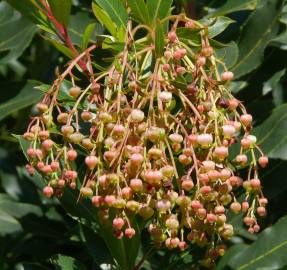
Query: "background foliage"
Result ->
[[0, 0, 287, 269]]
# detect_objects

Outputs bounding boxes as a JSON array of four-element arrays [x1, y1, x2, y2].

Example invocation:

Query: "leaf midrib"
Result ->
[[237, 239, 287, 270]]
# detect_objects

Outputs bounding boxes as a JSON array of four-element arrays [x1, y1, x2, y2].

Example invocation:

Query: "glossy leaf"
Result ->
[[155, 22, 165, 58], [0, 2, 37, 63], [0, 209, 22, 235], [232, 0, 283, 78], [254, 103, 287, 159], [216, 244, 249, 270], [53, 255, 87, 270], [68, 12, 102, 47], [93, 0, 128, 30], [82, 23, 96, 50], [127, 0, 150, 25], [263, 69, 286, 95], [5, 0, 47, 24], [0, 81, 42, 121], [206, 16, 235, 38], [92, 3, 117, 37], [208, 0, 257, 17], [216, 41, 239, 69], [229, 215, 287, 270], [147, 0, 172, 27], [48, 0, 72, 26]]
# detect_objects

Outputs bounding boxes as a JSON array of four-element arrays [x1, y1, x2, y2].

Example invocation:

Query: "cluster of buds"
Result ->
[[22, 16, 268, 266]]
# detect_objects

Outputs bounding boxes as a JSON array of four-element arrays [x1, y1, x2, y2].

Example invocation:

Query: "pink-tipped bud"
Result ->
[[206, 213, 217, 223], [42, 139, 53, 151], [130, 178, 143, 192], [214, 146, 229, 159], [258, 156, 268, 168], [250, 178, 261, 189], [230, 202, 241, 213], [236, 154, 248, 165], [168, 31, 177, 42], [221, 71, 234, 81], [85, 155, 98, 170], [67, 149, 77, 161], [242, 201, 249, 212], [43, 186, 53, 198], [241, 138, 251, 149], [69, 86, 81, 97], [92, 196, 102, 207], [222, 125, 236, 138], [257, 206, 266, 216], [125, 228, 136, 238], [159, 91, 172, 102], [197, 56, 206, 66], [50, 161, 60, 172], [130, 153, 144, 166], [240, 114, 253, 126], [197, 133, 213, 147], [182, 179, 194, 191], [113, 217, 125, 230], [162, 63, 170, 72], [130, 109, 144, 123]]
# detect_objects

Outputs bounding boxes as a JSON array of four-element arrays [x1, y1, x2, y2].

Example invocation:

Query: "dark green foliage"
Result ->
[[1, 0, 287, 269]]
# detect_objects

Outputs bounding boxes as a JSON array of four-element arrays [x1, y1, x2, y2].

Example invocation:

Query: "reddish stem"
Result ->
[[40, 0, 88, 72]]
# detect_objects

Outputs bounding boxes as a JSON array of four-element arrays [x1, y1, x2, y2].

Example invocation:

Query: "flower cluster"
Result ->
[[23, 16, 268, 266]]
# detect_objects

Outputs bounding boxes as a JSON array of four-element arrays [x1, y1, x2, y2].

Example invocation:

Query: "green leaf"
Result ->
[[47, 0, 71, 26], [229, 215, 287, 270], [0, 2, 37, 63], [205, 16, 235, 38], [216, 244, 249, 270], [232, 0, 284, 78], [155, 22, 165, 58], [82, 23, 96, 50], [93, 0, 128, 29], [60, 189, 141, 270], [216, 41, 239, 69], [92, 3, 117, 37], [231, 80, 248, 94], [0, 194, 43, 219], [53, 255, 87, 270], [0, 81, 42, 121], [0, 209, 22, 235], [270, 4, 287, 50], [127, 0, 150, 25], [5, 0, 47, 25], [263, 69, 286, 105], [208, 0, 258, 17], [44, 38, 75, 58], [68, 12, 103, 47], [254, 103, 287, 159], [147, 0, 172, 27]]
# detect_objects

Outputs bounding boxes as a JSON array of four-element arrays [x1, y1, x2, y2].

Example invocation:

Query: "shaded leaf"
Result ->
[[0, 2, 37, 63], [155, 22, 165, 58], [127, 0, 150, 25], [0, 81, 42, 121], [147, 0, 172, 27], [68, 12, 103, 47], [229, 215, 287, 270], [208, 0, 257, 17], [92, 3, 117, 37], [5, 0, 47, 24], [232, 0, 283, 78], [216, 41, 239, 69], [254, 103, 287, 159], [48, 0, 72, 26], [0, 209, 22, 235], [93, 0, 128, 30], [263, 69, 286, 95], [206, 16, 235, 38], [216, 244, 249, 270], [53, 255, 87, 270]]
